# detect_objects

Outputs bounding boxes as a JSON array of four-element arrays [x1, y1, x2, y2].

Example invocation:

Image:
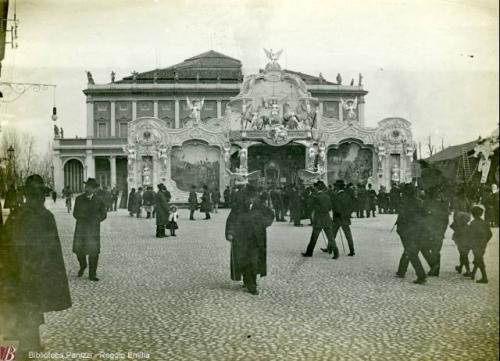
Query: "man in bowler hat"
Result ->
[[326, 179, 356, 256], [72, 178, 107, 281], [0, 175, 71, 359], [301, 181, 339, 258]]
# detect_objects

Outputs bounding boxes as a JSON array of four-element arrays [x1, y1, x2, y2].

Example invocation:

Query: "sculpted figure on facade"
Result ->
[[186, 97, 205, 125], [239, 145, 248, 172], [341, 97, 358, 123], [317, 142, 327, 173], [307, 145, 317, 171], [474, 138, 496, 183], [391, 163, 400, 183], [125, 144, 137, 168], [222, 142, 231, 165], [158, 143, 169, 169], [142, 164, 152, 185], [263, 48, 283, 64]]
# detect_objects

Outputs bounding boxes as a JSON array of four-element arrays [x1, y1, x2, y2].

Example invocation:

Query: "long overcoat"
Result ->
[[72, 194, 107, 255], [225, 199, 274, 281], [200, 190, 212, 213], [188, 191, 198, 211], [155, 191, 170, 226], [311, 191, 334, 228], [1, 203, 72, 313], [331, 190, 353, 226]]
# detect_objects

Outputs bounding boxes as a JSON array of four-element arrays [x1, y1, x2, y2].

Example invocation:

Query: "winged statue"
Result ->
[[225, 168, 261, 185], [340, 97, 358, 121], [186, 97, 205, 124], [263, 48, 283, 63]]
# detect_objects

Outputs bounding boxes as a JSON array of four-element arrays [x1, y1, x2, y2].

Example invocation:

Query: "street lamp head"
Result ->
[[7, 145, 15, 157], [52, 106, 58, 121]]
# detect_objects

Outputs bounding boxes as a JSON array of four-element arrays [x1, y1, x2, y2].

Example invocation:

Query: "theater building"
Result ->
[[53, 50, 415, 202]]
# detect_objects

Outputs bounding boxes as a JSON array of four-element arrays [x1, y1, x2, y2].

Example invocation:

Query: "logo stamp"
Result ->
[[0, 345, 16, 361]]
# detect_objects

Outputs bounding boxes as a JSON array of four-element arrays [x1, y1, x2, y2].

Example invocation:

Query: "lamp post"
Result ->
[[7, 145, 15, 185]]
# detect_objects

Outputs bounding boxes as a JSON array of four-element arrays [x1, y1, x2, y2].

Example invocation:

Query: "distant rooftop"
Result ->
[[426, 140, 478, 163], [117, 50, 243, 84]]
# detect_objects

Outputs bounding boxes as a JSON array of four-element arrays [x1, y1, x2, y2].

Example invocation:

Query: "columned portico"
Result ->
[[110, 155, 117, 187]]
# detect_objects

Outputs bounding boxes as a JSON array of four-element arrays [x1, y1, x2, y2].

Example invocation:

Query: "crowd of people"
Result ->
[[0, 174, 498, 360]]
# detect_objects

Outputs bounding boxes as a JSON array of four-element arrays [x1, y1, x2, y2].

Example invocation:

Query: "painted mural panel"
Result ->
[[171, 142, 220, 192], [327, 143, 373, 185]]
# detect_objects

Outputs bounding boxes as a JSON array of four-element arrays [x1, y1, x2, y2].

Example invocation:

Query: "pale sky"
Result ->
[[0, 0, 498, 155]]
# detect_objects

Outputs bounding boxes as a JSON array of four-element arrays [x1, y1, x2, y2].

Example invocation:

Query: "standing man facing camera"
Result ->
[[73, 178, 108, 281]]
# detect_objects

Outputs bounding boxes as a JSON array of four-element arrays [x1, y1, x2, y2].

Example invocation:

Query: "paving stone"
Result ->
[[22, 202, 498, 360]]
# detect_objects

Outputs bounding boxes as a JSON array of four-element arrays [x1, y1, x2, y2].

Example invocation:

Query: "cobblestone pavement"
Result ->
[[6, 202, 500, 361]]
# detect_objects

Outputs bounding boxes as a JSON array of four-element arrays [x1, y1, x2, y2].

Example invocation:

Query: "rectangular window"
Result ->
[[97, 122, 108, 138], [158, 100, 175, 125], [201, 100, 217, 120], [118, 122, 128, 138], [179, 100, 190, 125]]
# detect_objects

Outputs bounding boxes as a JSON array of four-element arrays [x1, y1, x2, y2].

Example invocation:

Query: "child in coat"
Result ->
[[468, 206, 493, 284], [168, 205, 179, 236]]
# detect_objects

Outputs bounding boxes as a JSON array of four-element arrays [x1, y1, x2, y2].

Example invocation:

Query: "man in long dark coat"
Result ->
[[225, 186, 274, 295], [223, 186, 231, 208], [366, 184, 377, 217], [127, 188, 136, 216], [200, 184, 212, 220], [422, 186, 449, 276], [0, 175, 71, 359], [270, 186, 284, 222], [395, 184, 427, 284], [356, 184, 367, 218], [142, 186, 156, 219], [331, 180, 356, 256], [188, 185, 198, 220], [155, 183, 170, 238], [302, 181, 339, 258], [289, 185, 302, 226], [73, 178, 107, 281]]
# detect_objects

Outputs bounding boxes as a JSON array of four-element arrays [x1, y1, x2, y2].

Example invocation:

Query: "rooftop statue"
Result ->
[[263, 48, 283, 64], [86, 71, 94, 85], [263, 48, 283, 71]]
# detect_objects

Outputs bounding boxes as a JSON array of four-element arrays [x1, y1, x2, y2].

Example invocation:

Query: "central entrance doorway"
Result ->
[[247, 144, 305, 187]]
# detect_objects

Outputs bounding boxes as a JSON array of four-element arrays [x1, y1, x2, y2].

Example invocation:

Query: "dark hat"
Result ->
[[83, 177, 99, 188], [158, 183, 167, 191], [315, 180, 326, 190], [334, 179, 345, 188], [25, 174, 45, 190]]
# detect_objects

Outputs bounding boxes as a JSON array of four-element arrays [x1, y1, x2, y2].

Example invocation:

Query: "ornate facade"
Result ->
[[53, 50, 415, 202]]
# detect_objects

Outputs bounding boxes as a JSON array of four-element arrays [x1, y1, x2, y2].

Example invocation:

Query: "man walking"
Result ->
[[200, 184, 212, 220], [395, 184, 427, 284], [302, 181, 339, 258], [72, 178, 107, 281], [211, 187, 221, 214], [329, 180, 356, 256]]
